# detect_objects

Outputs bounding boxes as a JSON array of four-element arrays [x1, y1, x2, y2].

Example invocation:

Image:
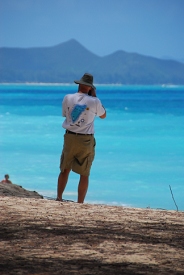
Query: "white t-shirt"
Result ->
[[62, 92, 105, 134]]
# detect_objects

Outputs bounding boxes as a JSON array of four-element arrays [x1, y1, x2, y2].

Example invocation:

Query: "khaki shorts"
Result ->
[[60, 133, 96, 176]]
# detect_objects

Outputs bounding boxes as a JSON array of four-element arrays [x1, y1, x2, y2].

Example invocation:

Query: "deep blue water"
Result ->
[[0, 84, 184, 211]]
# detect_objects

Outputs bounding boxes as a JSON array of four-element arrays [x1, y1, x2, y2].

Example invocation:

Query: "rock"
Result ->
[[0, 183, 43, 199]]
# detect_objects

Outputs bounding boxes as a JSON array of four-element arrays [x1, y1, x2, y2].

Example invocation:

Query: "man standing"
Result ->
[[56, 73, 106, 203]]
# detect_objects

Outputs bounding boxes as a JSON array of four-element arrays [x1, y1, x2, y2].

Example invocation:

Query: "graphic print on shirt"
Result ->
[[71, 104, 87, 125]]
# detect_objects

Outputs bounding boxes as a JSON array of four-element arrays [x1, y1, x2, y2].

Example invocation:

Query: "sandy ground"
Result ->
[[0, 184, 184, 275]]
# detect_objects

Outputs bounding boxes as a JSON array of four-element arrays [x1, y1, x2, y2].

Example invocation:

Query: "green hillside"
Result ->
[[0, 39, 184, 84]]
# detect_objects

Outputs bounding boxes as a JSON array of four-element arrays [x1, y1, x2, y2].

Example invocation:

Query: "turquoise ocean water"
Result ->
[[0, 84, 184, 211]]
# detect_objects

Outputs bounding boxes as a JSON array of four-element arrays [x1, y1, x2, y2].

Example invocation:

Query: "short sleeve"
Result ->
[[95, 98, 106, 117]]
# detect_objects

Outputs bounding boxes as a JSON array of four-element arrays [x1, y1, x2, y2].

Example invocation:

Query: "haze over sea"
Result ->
[[0, 84, 184, 211]]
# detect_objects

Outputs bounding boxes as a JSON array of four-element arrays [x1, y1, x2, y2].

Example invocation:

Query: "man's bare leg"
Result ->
[[57, 169, 71, 201], [77, 175, 89, 203]]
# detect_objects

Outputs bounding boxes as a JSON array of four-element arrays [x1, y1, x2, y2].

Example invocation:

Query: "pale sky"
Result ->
[[0, 0, 184, 60]]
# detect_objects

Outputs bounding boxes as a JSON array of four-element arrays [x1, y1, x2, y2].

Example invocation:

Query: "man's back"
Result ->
[[62, 92, 105, 134]]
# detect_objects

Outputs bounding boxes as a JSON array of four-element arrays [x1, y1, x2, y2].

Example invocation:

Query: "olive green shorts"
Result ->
[[60, 133, 96, 176]]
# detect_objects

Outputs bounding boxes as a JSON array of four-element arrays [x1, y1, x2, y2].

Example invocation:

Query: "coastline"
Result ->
[[1, 82, 184, 88], [0, 186, 184, 274]]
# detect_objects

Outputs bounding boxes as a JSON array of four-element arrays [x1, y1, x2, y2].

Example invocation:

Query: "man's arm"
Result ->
[[100, 110, 106, 119], [62, 97, 66, 117], [89, 89, 106, 119]]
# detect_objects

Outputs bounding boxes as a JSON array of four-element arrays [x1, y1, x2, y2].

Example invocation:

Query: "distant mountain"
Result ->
[[161, 55, 184, 64], [0, 39, 184, 84]]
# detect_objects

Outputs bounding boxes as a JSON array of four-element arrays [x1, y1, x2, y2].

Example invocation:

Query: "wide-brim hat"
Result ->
[[74, 73, 95, 89]]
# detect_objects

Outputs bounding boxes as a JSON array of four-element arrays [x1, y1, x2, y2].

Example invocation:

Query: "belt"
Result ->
[[66, 130, 93, 136]]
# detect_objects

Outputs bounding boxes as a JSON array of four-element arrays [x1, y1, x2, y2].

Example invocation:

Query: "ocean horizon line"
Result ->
[[0, 82, 183, 88]]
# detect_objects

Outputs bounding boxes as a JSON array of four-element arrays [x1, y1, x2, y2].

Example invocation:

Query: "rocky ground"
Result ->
[[0, 182, 43, 199]]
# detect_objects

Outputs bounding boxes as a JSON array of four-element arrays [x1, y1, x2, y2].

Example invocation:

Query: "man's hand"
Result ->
[[88, 88, 97, 97]]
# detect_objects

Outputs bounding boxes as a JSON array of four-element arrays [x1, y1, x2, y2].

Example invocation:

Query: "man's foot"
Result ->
[[56, 198, 75, 202], [56, 197, 62, 201]]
